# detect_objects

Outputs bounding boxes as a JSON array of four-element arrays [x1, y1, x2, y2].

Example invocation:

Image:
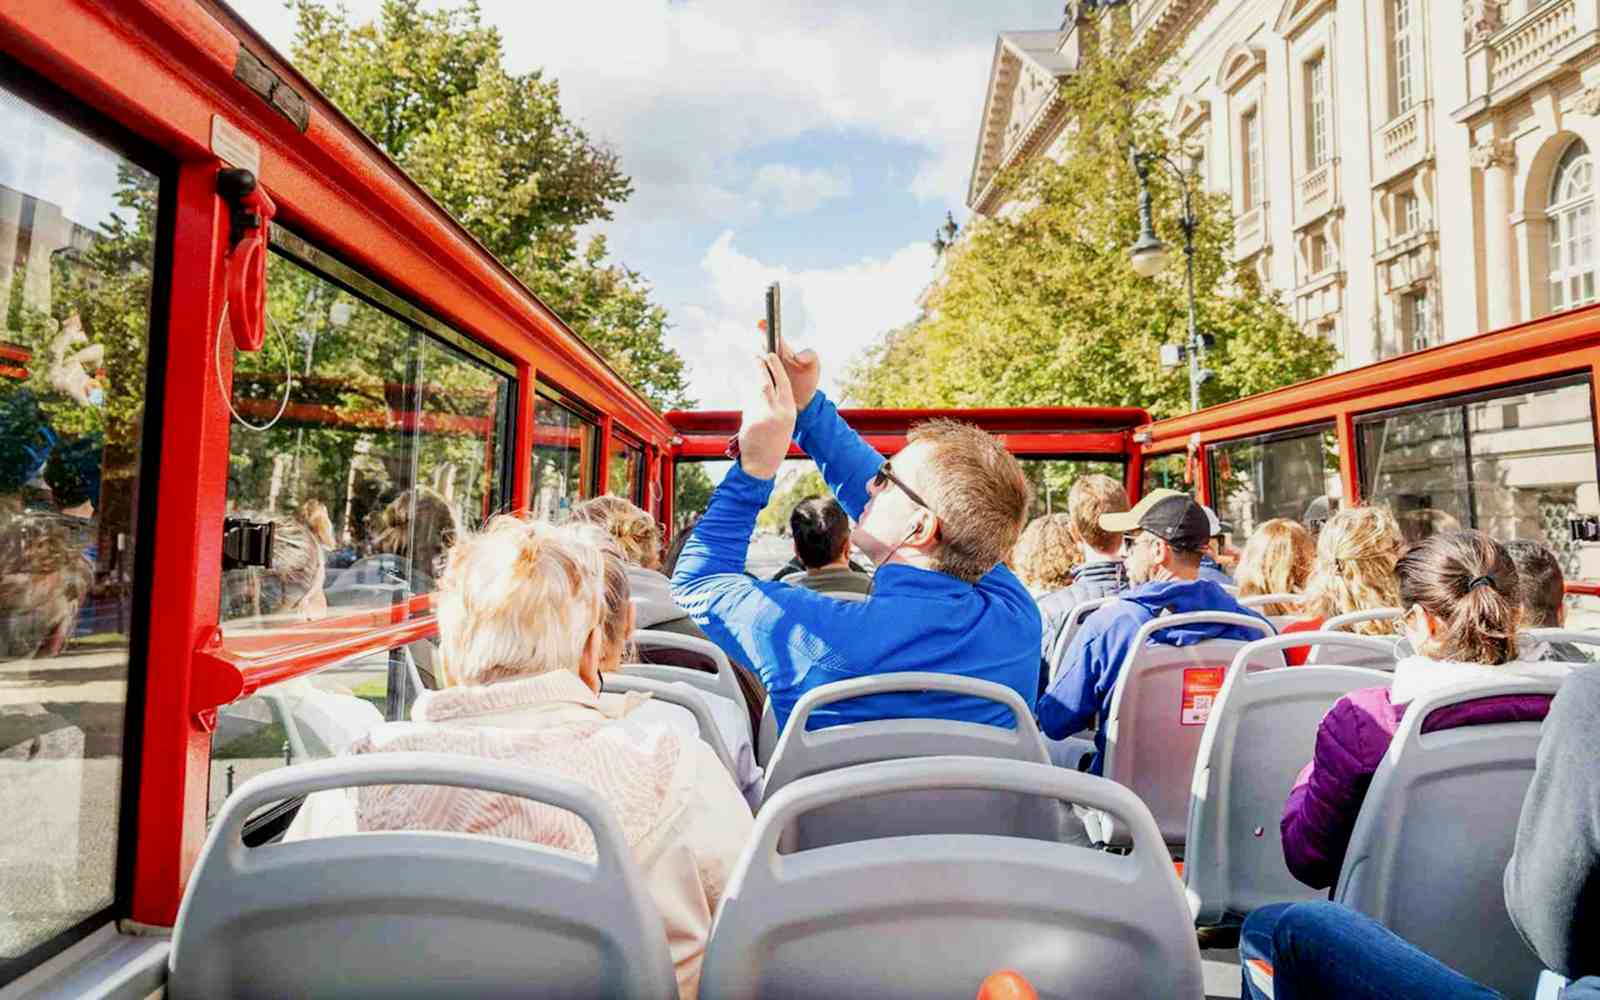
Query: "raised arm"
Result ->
[[778, 340, 883, 519]]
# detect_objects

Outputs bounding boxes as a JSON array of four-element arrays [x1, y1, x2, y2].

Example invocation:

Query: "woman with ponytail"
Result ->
[[1278, 529, 1571, 889]]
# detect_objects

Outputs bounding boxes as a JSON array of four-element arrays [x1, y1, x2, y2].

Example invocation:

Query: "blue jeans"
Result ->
[[1240, 902, 1501, 1000]]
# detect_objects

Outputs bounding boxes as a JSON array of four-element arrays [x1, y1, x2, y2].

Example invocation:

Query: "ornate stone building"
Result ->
[[968, 0, 1600, 367]]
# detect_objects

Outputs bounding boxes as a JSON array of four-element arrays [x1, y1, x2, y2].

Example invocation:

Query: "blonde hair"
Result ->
[[906, 419, 1031, 584], [375, 486, 460, 587], [1013, 513, 1078, 591], [596, 535, 634, 663], [569, 495, 663, 571], [219, 512, 324, 621], [1068, 474, 1130, 554], [1397, 529, 1521, 664], [1234, 518, 1315, 615], [299, 499, 336, 550], [1300, 505, 1405, 635], [436, 516, 608, 687]]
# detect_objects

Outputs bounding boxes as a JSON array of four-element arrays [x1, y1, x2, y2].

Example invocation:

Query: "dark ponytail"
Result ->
[[1395, 529, 1522, 665]]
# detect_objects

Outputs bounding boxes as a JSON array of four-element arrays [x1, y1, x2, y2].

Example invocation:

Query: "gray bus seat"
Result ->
[[756, 699, 777, 768], [628, 629, 750, 738], [601, 673, 739, 780], [700, 757, 1205, 999], [1089, 611, 1278, 848], [761, 672, 1056, 848], [1522, 626, 1600, 662], [169, 753, 676, 1000], [1318, 607, 1402, 635], [1235, 592, 1302, 611], [1046, 595, 1116, 683], [1334, 678, 1563, 998], [1184, 633, 1395, 926]]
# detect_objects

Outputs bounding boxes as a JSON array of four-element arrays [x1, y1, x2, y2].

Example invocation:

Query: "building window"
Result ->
[[1401, 288, 1435, 351], [1242, 109, 1263, 209], [1305, 56, 1330, 169], [1397, 191, 1420, 236], [1548, 140, 1596, 313], [1389, 0, 1415, 117], [1309, 233, 1329, 274]]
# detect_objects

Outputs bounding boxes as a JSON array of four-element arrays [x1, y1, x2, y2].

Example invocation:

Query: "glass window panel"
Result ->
[[1020, 458, 1126, 520], [607, 436, 644, 502], [1141, 452, 1190, 495], [208, 637, 434, 835], [1208, 428, 1340, 545], [1391, 0, 1413, 116], [531, 388, 596, 520], [1357, 379, 1599, 567], [224, 252, 511, 626], [0, 82, 158, 970], [671, 460, 720, 536]]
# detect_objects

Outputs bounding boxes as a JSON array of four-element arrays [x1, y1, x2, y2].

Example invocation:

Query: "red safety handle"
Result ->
[[224, 182, 276, 352]]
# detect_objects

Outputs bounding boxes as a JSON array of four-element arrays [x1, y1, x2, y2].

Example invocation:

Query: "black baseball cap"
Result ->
[[1099, 488, 1211, 551]]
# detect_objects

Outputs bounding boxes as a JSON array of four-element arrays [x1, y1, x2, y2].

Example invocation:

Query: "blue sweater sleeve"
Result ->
[[1036, 612, 1131, 739], [792, 390, 884, 519], [670, 462, 852, 695]]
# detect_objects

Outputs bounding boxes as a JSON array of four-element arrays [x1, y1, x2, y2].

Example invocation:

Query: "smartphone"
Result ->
[[764, 282, 781, 355]]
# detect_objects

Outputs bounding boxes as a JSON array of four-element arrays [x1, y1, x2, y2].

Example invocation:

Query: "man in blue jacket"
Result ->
[[672, 344, 1039, 735], [1036, 488, 1269, 773]]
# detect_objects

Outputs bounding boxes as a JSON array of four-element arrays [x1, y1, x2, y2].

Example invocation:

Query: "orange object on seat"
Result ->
[[977, 969, 1039, 1000]]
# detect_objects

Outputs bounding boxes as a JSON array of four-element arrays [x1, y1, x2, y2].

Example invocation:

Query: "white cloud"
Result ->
[[748, 164, 851, 216], [671, 231, 935, 409]]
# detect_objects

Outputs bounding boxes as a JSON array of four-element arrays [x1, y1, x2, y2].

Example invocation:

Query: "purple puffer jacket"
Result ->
[[1280, 662, 1560, 890]]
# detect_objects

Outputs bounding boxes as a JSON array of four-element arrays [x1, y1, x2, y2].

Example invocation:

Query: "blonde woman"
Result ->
[[1234, 518, 1315, 616], [292, 516, 751, 999], [1281, 505, 1406, 664], [1012, 512, 1078, 598]]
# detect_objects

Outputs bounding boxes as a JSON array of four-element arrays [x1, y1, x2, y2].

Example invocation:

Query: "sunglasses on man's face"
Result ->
[[870, 460, 932, 512]]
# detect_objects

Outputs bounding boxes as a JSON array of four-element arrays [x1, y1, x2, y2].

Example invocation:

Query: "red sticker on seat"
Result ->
[[1180, 667, 1224, 726]]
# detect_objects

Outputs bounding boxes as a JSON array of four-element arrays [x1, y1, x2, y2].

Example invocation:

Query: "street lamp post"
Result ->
[[1129, 149, 1208, 412]]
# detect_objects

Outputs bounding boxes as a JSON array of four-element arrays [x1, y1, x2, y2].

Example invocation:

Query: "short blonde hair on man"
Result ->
[[1301, 505, 1405, 635], [906, 419, 1031, 584], [568, 495, 663, 571], [1068, 474, 1130, 555], [1234, 518, 1315, 615], [435, 516, 609, 687], [1012, 513, 1078, 592]]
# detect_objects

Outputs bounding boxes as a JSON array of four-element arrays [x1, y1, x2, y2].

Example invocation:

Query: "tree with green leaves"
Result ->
[[290, 0, 690, 409], [845, 18, 1335, 419]]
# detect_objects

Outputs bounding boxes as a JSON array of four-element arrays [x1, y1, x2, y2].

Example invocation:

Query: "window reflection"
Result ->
[[608, 435, 644, 502], [1141, 452, 1189, 495], [1209, 427, 1340, 542], [532, 387, 596, 520], [1020, 459, 1125, 519], [224, 249, 512, 624], [0, 82, 156, 968]]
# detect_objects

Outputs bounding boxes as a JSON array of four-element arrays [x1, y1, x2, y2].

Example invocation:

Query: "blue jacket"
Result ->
[[1035, 578, 1269, 773], [1199, 554, 1235, 587], [671, 391, 1042, 735]]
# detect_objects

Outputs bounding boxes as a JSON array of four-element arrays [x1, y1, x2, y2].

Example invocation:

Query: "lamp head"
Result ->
[[1130, 232, 1170, 278]]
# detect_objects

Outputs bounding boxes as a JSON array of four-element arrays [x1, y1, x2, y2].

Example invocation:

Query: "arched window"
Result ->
[[1548, 140, 1596, 312]]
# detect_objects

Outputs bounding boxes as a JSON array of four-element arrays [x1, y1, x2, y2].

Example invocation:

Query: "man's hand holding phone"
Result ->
[[737, 354, 796, 480]]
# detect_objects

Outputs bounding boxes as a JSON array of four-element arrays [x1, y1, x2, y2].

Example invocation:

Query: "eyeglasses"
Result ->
[[870, 460, 932, 512]]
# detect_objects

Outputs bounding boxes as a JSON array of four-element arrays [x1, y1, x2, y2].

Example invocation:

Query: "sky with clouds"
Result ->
[[236, 0, 1063, 407]]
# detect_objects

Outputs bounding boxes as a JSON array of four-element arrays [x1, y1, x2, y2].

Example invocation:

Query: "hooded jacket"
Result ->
[[1035, 578, 1269, 772], [630, 565, 692, 630], [1280, 654, 1570, 889]]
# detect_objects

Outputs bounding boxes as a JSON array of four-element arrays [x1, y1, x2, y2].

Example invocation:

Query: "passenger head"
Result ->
[[1100, 489, 1209, 585], [1234, 518, 1315, 614], [1397, 529, 1522, 664], [790, 495, 851, 571], [1504, 539, 1566, 629], [299, 498, 336, 550], [855, 419, 1030, 584], [43, 434, 101, 515], [1012, 513, 1076, 592], [595, 534, 637, 671], [1300, 505, 1405, 635], [220, 512, 327, 622], [0, 512, 92, 659], [435, 516, 612, 691], [1066, 474, 1129, 559], [374, 486, 460, 586], [568, 495, 663, 571]]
